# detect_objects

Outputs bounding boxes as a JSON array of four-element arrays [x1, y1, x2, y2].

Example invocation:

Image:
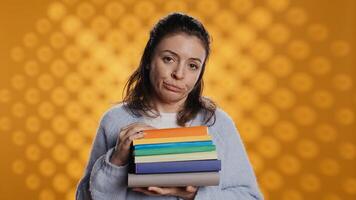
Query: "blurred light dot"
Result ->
[[23, 32, 39, 48], [270, 87, 296, 110], [0, 89, 11, 103], [24, 60, 40, 76], [309, 56, 331, 75], [236, 87, 259, 110], [333, 74, 353, 91], [277, 154, 300, 175], [134, 0, 156, 19], [163, 0, 187, 13], [36, 18, 51, 34], [335, 108, 354, 125], [48, 2, 67, 21], [25, 116, 41, 133], [51, 115, 70, 135], [11, 74, 26, 90], [0, 117, 11, 131], [260, 170, 283, 190], [286, 7, 307, 26], [238, 118, 261, 142], [52, 144, 71, 163], [64, 73, 83, 92], [77, 59, 97, 78], [267, 23, 290, 44], [62, 15, 82, 36], [288, 40, 310, 60], [38, 101, 55, 120], [39, 189, 55, 200], [104, 2, 124, 19], [25, 144, 41, 161], [314, 124, 337, 143], [91, 16, 111, 35], [319, 158, 340, 176], [12, 159, 26, 175], [66, 130, 85, 150], [312, 90, 334, 109], [53, 173, 70, 192], [297, 139, 319, 159], [232, 23, 256, 47], [78, 88, 99, 106], [268, 55, 293, 77], [12, 130, 26, 146], [10, 46, 25, 62], [38, 73, 55, 91], [235, 55, 257, 78], [77, 2, 95, 20], [230, 0, 253, 15], [119, 15, 141, 34], [249, 39, 273, 62], [343, 178, 356, 194], [248, 7, 272, 30], [290, 72, 313, 92], [11, 102, 27, 118], [39, 159, 56, 177], [307, 24, 328, 41], [267, 0, 290, 12], [300, 173, 321, 192], [330, 40, 351, 57], [26, 174, 41, 190], [323, 193, 342, 200], [25, 88, 41, 105], [50, 59, 68, 77], [38, 130, 56, 148], [66, 159, 84, 180], [65, 102, 84, 121], [254, 103, 279, 126], [257, 136, 281, 158], [63, 45, 83, 64], [79, 118, 97, 137], [37, 46, 53, 63], [282, 189, 303, 200], [293, 106, 316, 126], [338, 142, 355, 160], [251, 71, 276, 94], [79, 144, 91, 162], [50, 32, 67, 49], [51, 87, 69, 106]]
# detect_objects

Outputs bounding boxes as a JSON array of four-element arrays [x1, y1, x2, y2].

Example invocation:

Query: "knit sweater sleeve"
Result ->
[[194, 109, 264, 200], [75, 107, 130, 200]]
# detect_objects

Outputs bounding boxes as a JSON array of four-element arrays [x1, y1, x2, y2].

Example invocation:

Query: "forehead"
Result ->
[[155, 33, 206, 59]]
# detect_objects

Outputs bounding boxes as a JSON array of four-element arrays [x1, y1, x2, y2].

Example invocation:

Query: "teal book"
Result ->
[[134, 145, 216, 156]]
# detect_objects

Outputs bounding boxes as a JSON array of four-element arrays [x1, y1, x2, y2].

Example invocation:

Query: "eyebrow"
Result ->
[[160, 50, 202, 63]]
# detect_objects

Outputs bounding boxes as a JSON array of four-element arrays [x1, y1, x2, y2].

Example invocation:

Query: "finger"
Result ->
[[132, 187, 161, 196], [186, 186, 197, 192], [123, 132, 145, 147], [148, 187, 172, 195]]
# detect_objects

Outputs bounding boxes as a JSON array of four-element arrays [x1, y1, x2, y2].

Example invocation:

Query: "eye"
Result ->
[[189, 63, 199, 70], [162, 56, 174, 63]]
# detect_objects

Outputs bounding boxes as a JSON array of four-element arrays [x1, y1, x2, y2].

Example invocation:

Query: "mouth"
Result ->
[[163, 82, 183, 93]]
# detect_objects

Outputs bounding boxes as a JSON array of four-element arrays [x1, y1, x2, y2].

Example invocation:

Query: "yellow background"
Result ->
[[0, 0, 355, 200]]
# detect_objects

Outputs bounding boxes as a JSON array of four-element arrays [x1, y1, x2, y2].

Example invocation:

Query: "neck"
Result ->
[[150, 97, 186, 113]]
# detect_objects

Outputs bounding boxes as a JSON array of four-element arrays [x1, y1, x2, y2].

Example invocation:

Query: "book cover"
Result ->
[[134, 145, 216, 156], [141, 126, 208, 139], [133, 135, 212, 145], [135, 159, 221, 174], [134, 151, 218, 163], [128, 172, 220, 187], [134, 141, 213, 150]]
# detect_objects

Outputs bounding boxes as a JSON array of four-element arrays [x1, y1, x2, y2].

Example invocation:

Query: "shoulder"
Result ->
[[99, 103, 137, 128]]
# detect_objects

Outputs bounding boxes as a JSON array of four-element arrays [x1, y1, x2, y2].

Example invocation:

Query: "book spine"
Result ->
[[133, 135, 212, 145], [134, 145, 216, 156], [128, 172, 220, 187], [135, 159, 221, 174], [134, 151, 218, 163], [142, 126, 208, 139], [134, 141, 213, 150]]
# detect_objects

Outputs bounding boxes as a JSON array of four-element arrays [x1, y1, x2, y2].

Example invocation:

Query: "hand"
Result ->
[[132, 186, 198, 200], [110, 122, 155, 166]]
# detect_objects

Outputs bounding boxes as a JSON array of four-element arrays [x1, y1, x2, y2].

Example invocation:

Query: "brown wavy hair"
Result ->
[[122, 12, 217, 127]]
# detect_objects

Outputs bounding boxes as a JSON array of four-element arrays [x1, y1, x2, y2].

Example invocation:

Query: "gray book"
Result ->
[[128, 172, 220, 187]]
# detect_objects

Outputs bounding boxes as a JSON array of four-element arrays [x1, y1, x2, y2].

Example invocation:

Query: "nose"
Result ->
[[171, 63, 185, 80]]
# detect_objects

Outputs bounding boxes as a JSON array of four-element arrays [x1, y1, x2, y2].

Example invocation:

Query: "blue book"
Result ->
[[135, 159, 221, 174], [134, 141, 213, 150]]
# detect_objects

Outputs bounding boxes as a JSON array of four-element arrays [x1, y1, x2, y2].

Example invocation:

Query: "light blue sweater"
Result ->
[[76, 104, 264, 200]]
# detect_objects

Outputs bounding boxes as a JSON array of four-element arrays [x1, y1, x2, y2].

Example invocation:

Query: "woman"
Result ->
[[76, 13, 263, 200]]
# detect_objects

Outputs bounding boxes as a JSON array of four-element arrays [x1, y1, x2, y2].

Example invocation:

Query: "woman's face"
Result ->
[[149, 33, 206, 106]]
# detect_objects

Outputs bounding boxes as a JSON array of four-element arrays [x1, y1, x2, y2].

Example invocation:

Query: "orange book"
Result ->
[[142, 126, 208, 139]]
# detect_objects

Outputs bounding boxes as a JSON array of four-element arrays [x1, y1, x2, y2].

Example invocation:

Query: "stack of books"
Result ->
[[128, 126, 221, 187]]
